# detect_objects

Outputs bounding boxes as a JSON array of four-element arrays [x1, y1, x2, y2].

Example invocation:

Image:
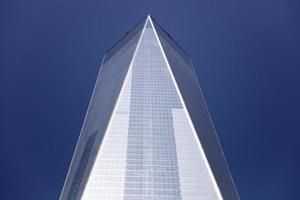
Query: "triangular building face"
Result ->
[[60, 16, 239, 200]]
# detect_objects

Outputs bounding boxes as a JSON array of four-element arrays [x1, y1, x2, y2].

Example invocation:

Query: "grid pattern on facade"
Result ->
[[60, 16, 239, 200], [124, 22, 182, 200], [67, 131, 97, 200], [173, 109, 220, 199], [60, 23, 142, 200], [81, 70, 133, 200], [155, 20, 238, 199]]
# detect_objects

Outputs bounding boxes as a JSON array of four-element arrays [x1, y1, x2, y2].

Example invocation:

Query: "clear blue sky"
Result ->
[[1, 0, 299, 199]]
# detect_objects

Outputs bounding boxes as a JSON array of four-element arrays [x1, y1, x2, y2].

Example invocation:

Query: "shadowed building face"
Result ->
[[60, 15, 239, 200]]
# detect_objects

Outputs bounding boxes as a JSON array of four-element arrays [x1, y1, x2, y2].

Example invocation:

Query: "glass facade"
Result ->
[[153, 20, 240, 199], [60, 16, 239, 200]]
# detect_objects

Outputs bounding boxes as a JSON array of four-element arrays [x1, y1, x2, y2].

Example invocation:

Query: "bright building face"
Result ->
[[60, 15, 239, 200]]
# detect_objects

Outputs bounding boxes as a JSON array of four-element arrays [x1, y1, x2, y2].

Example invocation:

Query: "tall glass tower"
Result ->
[[60, 15, 239, 200]]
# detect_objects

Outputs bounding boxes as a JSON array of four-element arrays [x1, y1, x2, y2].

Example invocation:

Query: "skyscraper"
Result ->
[[60, 15, 239, 200]]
